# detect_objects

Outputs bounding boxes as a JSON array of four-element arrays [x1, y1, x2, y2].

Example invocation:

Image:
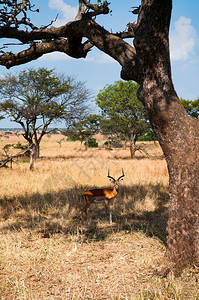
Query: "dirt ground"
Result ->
[[0, 226, 165, 299]]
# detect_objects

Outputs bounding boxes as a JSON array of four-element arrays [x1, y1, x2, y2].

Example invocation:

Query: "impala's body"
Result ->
[[80, 169, 125, 219]]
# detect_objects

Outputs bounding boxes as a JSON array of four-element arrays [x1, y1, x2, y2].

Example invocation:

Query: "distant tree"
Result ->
[[64, 114, 102, 151], [180, 99, 199, 119], [0, 68, 90, 158], [96, 81, 149, 158], [100, 117, 123, 148]]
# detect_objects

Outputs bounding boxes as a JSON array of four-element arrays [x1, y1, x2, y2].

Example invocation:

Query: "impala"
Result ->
[[80, 169, 125, 220]]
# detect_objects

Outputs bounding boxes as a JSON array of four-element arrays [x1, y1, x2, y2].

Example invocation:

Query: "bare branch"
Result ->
[[5, 1, 29, 27], [0, 0, 39, 30], [75, 0, 110, 19], [75, 0, 86, 21], [0, 144, 32, 168], [40, 14, 59, 30]]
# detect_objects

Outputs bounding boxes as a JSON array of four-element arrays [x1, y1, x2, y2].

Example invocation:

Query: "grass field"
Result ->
[[0, 133, 198, 299]]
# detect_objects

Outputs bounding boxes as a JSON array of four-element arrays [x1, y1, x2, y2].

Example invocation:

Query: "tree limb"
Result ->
[[0, 2, 140, 82], [82, 0, 110, 15], [0, 144, 32, 168]]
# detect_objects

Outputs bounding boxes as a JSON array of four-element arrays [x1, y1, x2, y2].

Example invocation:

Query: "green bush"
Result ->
[[137, 131, 157, 141], [67, 135, 81, 141], [87, 137, 98, 148], [14, 142, 27, 150]]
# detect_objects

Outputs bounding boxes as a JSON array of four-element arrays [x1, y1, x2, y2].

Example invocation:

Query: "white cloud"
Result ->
[[39, 50, 117, 64], [48, 0, 77, 26], [38, 51, 73, 61], [38, 52, 116, 67], [170, 16, 198, 61]]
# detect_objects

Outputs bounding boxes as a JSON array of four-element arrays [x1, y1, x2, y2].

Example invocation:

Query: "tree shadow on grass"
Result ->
[[0, 183, 169, 244], [80, 183, 169, 244]]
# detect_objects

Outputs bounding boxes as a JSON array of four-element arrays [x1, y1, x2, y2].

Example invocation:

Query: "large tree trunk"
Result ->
[[129, 0, 199, 274], [165, 119, 199, 274], [139, 85, 199, 274]]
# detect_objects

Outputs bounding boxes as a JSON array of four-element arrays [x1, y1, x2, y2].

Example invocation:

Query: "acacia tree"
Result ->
[[0, 68, 89, 158], [64, 114, 101, 150], [0, 0, 198, 274], [96, 80, 149, 158]]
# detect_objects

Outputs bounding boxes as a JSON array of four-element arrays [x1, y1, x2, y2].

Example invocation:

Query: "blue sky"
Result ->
[[1, 0, 199, 128]]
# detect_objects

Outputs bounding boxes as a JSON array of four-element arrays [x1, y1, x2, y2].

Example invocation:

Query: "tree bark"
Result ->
[[129, 141, 135, 159], [139, 87, 199, 273], [35, 141, 40, 159], [30, 144, 36, 170], [123, 140, 127, 150], [130, 0, 199, 274]]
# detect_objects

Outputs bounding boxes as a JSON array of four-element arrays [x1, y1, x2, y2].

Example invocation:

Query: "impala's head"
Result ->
[[107, 168, 125, 191]]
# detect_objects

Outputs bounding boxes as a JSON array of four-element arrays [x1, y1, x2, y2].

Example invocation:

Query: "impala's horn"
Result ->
[[117, 168, 125, 181], [107, 169, 116, 181]]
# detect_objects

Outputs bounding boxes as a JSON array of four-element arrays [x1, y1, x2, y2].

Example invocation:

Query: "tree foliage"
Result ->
[[96, 80, 149, 157], [0, 67, 90, 157], [180, 99, 199, 119], [64, 114, 102, 150]]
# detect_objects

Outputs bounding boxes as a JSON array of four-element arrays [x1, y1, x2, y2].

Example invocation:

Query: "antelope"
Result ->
[[80, 169, 125, 220]]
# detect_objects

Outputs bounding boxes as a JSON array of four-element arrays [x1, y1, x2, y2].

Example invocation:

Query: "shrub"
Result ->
[[67, 135, 81, 141], [87, 137, 98, 148], [137, 131, 157, 141]]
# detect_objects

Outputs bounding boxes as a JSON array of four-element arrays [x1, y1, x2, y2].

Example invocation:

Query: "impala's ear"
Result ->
[[118, 178, 123, 183], [109, 179, 115, 184]]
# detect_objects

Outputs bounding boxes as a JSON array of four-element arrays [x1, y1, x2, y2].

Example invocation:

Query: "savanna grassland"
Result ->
[[0, 132, 198, 299]]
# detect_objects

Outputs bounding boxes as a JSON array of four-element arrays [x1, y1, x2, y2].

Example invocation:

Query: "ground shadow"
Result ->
[[0, 183, 169, 244]]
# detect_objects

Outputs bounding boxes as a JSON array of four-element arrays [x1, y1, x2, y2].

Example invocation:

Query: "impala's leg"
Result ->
[[80, 195, 87, 220], [105, 198, 109, 215], [80, 198, 93, 220]]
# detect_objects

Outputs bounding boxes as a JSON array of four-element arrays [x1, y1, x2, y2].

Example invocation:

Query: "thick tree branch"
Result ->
[[0, 19, 139, 82], [0, 1, 141, 84], [0, 37, 91, 68], [0, 0, 139, 79]]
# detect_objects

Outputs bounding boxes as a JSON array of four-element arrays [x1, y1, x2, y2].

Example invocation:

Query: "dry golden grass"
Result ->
[[0, 133, 198, 299]]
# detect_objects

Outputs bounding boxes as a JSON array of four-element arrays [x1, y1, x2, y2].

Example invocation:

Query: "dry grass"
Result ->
[[0, 133, 198, 299]]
